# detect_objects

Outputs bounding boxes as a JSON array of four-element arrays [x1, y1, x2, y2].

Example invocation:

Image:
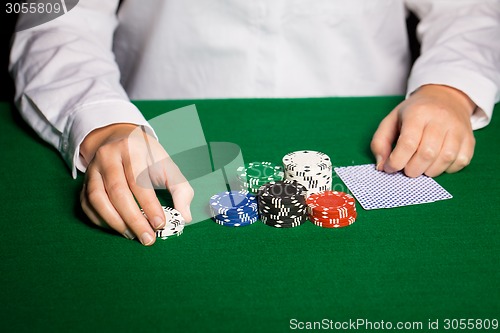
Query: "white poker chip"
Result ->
[[282, 150, 332, 171], [282, 150, 333, 196], [142, 206, 185, 240]]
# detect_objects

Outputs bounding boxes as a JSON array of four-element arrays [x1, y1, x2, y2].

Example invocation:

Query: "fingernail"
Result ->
[[123, 229, 135, 240], [140, 232, 155, 246], [375, 155, 382, 170], [153, 216, 165, 229]]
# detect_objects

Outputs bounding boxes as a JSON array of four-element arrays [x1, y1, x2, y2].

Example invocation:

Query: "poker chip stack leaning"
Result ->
[[257, 180, 308, 228], [306, 190, 357, 228], [236, 161, 284, 194], [209, 190, 259, 227], [142, 206, 185, 240], [282, 150, 332, 196]]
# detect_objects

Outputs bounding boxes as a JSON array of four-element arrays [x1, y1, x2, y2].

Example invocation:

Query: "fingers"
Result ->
[[445, 134, 475, 174], [81, 168, 136, 240], [378, 113, 474, 178], [80, 127, 195, 243], [80, 127, 194, 245], [383, 113, 426, 174], [80, 183, 107, 229], [130, 129, 195, 223], [423, 131, 461, 177], [377, 85, 477, 177], [403, 124, 446, 178], [170, 182, 194, 222], [159, 159, 194, 222], [371, 108, 400, 170], [99, 153, 156, 246], [123, 151, 166, 230]]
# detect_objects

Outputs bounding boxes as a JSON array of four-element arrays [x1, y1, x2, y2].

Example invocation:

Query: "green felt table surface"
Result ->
[[0, 97, 498, 333]]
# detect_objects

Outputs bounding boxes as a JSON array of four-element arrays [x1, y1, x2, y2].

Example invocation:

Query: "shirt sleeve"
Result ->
[[405, 0, 500, 130], [9, 0, 155, 178]]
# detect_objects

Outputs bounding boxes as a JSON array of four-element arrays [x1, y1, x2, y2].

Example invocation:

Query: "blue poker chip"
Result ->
[[209, 190, 257, 215], [213, 214, 258, 227], [208, 190, 261, 227], [214, 214, 258, 223], [209, 206, 258, 221], [214, 216, 258, 224], [213, 211, 258, 220], [214, 219, 256, 227], [216, 209, 258, 219], [210, 203, 258, 216]]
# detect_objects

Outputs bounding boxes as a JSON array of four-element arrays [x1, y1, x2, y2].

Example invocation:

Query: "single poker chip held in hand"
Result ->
[[142, 206, 185, 239]]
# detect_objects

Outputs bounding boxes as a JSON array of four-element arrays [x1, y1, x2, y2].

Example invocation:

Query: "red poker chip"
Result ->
[[310, 205, 356, 219], [307, 190, 356, 214], [310, 212, 357, 224], [310, 215, 357, 224], [311, 220, 355, 228], [310, 211, 357, 226]]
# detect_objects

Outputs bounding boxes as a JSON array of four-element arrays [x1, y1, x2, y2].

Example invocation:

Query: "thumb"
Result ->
[[169, 182, 194, 223], [371, 108, 400, 171], [159, 157, 195, 223]]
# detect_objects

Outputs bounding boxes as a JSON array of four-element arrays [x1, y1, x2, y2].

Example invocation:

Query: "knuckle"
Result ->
[[410, 104, 426, 114], [370, 137, 383, 151], [398, 136, 419, 152], [408, 104, 432, 117], [94, 145, 111, 160], [419, 147, 437, 161], [107, 182, 130, 200], [86, 187, 104, 205], [455, 155, 471, 168], [185, 184, 195, 197], [172, 182, 195, 199], [94, 138, 131, 160], [441, 150, 457, 163]]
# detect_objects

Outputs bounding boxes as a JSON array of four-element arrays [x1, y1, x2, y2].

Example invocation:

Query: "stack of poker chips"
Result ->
[[209, 190, 259, 227], [257, 180, 308, 228], [282, 150, 332, 196], [236, 161, 284, 194], [306, 190, 357, 228], [141, 206, 185, 240]]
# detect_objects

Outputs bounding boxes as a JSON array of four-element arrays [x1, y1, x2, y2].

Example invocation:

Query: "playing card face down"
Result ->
[[333, 164, 453, 210]]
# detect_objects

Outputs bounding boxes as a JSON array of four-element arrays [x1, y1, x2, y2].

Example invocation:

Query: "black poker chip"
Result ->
[[257, 180, 308, 228]]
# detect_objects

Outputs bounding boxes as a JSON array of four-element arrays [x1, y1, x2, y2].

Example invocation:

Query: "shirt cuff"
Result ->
[[407, 68, 498, 130], [60, 100, 156, 178]]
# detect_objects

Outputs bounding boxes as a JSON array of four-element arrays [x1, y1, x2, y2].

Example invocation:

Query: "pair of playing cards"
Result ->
[[334, 164, 452, 210]]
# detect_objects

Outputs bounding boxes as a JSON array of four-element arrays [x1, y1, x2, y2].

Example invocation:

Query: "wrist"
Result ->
[[80, 123, 139, 164], [413, 84, 477, 116]]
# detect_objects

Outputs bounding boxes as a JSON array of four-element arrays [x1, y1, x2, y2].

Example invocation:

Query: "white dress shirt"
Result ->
[[10, 0, 500, 177]]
